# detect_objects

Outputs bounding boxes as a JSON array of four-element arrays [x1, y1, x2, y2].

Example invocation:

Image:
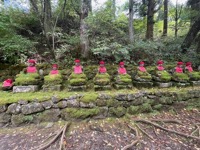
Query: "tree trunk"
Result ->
[[44, 0, 52, 34], [129, 0, 134, 43], [80, 0, 90, 59], [163, 0, 168, 36], [146, 0, 155, 39], [181, 16, 200, 53], [113, 0, 116, 19], [197, 34, 200, 54], [175, 0, 178, 37]]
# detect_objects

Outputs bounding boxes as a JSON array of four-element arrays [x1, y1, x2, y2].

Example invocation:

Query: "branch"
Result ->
[[135, 123, 154, 140], [59, 122, 71, 150], [150, 119, 183, 125], [134, 119, 200, 141], [154, 0, 163, 13]]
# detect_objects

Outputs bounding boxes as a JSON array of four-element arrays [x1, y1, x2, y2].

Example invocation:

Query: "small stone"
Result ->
[[52, 96, 60, 103], [41, 100, 53, 109], [115, 94, 127, 101], [18, 100, 28, 105], [7, 103, 21, 114], [80, 102, 96, 108], [57, 101, 68, 109], [0, 113, 11, 123], [98, 93, 112, 100], [66, 99, 80, 107], [0, 105, 7, 113]]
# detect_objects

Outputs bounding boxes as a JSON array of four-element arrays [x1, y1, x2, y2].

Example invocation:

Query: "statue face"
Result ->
[[52, 67, 57, 70], [178, 65, 183, 68], [120, 65, 124, 68], [29, 62, 34, 66], [100, 64, 104, 67], [75, 63, 80, 66], [158, 64, 163, 66], [139, 64, 144, 67]]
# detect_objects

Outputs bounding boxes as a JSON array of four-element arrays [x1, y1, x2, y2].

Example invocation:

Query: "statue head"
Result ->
[[99, 61, 105, 67]]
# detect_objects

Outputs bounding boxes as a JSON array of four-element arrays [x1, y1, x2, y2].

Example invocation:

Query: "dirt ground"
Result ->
[[0, 108, 199, 150]]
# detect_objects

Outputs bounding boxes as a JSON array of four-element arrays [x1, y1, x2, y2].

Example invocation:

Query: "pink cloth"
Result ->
[[27, 66, 37, 73], [186, 66, 193, 72], [3, 81, 12, 87], [139, 66, 146, 72], [99, 67, 107, 73], [74, 66, 83, 74], [118, 67, 127, 74], [175, 67, 183, 73], [157, 66, 164, 71], [50, 70, 59, 75]]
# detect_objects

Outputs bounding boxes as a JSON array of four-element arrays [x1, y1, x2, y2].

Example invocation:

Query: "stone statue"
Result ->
[[185, 62, 200, 81], [172, 62, 189, 83], [2, 79, 13, 90]]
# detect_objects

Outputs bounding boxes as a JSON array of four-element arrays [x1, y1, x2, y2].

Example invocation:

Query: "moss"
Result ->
[[106, 99, 121, 107], [173, 72, 189, 81], [127, 106, 140, 114], [140, 103, 153, 113], [115, 74, 132, 85], [62, 108, 100, 119], [44, 73, 62, 85], [15, 72, 40, 85], [11, 114, 33, 126], [80, 93, 98, 103], [69, 79, 86, 86], [155, 70, 172, 82], [109, 107, 126, 117], [153, 104, 163, 110], [187, 72, 200, 81], [94, 73, 110, 85], [69, 73, 87, 79]]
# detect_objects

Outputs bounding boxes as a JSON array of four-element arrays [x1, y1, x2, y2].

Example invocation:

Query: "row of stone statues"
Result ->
[[2, 59, 200, 92]]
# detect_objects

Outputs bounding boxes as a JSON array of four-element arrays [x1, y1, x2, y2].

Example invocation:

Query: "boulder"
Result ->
[[41, 100, 53, 109], [35, 109, 61, 123], [7, 103, 21, 114], [13, 85, 39, 93], [0, 113, 11, 124], [21, 102, 44, 115], [0, 105, 7, 113]]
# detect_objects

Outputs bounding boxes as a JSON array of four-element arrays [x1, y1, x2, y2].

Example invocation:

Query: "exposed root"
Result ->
[[135, 123, 153, 140]]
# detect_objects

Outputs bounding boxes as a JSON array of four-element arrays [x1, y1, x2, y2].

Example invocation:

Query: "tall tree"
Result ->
[[146, 0, 163, 39], [174, 0, 183, 37], [80, 0, 91, 58], [113, 0, 116, 19], [162, 0, 168, 36], [129, 0, 134, 43]]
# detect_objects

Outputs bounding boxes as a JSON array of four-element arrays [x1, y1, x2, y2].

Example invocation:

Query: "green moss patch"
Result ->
[[173, 73, 189, 81], [44, 74, 63, 85], [187, 72, 200, 81], [61, 108, 100, 119], [94, 73, 110, 85], [69, 73, 87, 79], [15, 73, 40, 85], [109, 107, 126, 117], [127, 106, 140, 114], [80, 93, 98, 103], [155, 70, 172, 82]]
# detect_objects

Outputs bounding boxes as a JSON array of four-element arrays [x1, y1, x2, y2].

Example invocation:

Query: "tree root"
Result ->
[[150, 119, 183, 125], [135, 123, 153, 140], [121, 125, 140, 150], [31, 122, 71, 150], [134, 119, 200, 141]]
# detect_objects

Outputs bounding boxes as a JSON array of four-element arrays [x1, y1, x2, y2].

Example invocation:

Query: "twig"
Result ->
[[150, 119, 183, 125], [59, 122, 71, 150], [134, 119, 200, 141], [135, 123, 154, 140], [191, 124, 200, 137]]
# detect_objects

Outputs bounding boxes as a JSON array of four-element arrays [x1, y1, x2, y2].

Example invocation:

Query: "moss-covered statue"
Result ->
[[185, 62, 200, 81], [153, 60, 172, 82], [2, 79, 13, 90], [172, 62, 189, 83], [114, 62, 132, 89], [134, 61, 152, 82], [14, 59, 40, 85], [93, 61, 111, 90], [68, 59, 87, 91], [43, 64, 63, 91]]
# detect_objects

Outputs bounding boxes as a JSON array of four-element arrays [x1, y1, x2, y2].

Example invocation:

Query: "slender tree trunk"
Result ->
[[163, 0, 168, 36], [129, 0, 134, 43], [44, 0, 52, 34], [181, 16, 200, 53], [80, 0, 90, 59], [146, 0, 155, 39], [113, 0, 116, 19], [197, 34, 200, 54], [175, 0, 178, 37]]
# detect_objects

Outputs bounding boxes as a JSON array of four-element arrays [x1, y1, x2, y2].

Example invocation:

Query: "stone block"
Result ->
[[154, 82, 172, 88], [21, 102, 44, 115], [94, 85, 111, 91], [7, 103, 21, 114], [173, 82, 190, 87], [132, 81, 153, 88], [68, 85, 86, 91], [13, 85, 39, 93], [43, 85, 62, 91], [114, 84, 132, 90], [190, 81, 200, 86]]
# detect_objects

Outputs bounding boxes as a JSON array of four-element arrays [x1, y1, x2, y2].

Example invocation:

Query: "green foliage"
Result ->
[[173, 72, 190, 81], [187, 72, 200, 81], [80, 93, 98, 103]]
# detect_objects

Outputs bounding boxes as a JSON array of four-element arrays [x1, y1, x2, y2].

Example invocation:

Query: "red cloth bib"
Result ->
[[118, 67, 127, 74], [175, 67, 183, 73], [2, 81, 12, 87], [157, 66, 164, 71], [139, 66, 146, 72], [186, 66, 193, 72], [50, 70, 59, 75], [74, 66, 83, 74], [27, 66, 37, 73], [99, 67, 107, 73]]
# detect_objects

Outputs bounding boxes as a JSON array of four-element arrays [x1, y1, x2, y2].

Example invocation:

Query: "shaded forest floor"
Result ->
[[0, 108, 199, 150]]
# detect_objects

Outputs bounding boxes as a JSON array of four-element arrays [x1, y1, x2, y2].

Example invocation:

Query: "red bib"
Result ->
[[27, 66, 37, 73], [3, 81, 12, 87], [175, 67, 183, 73], [139, 66, 146, 72], [99, 67, 107, 73], [186, 66, 193, 72], [74, 66, 83, 74], [118, 67, 127, 74], [157, 66, 164, 71], [50, 70, 59, 75]]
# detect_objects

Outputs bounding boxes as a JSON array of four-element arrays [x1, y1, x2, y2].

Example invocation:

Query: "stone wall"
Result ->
[[0, 89, 200, 127]]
